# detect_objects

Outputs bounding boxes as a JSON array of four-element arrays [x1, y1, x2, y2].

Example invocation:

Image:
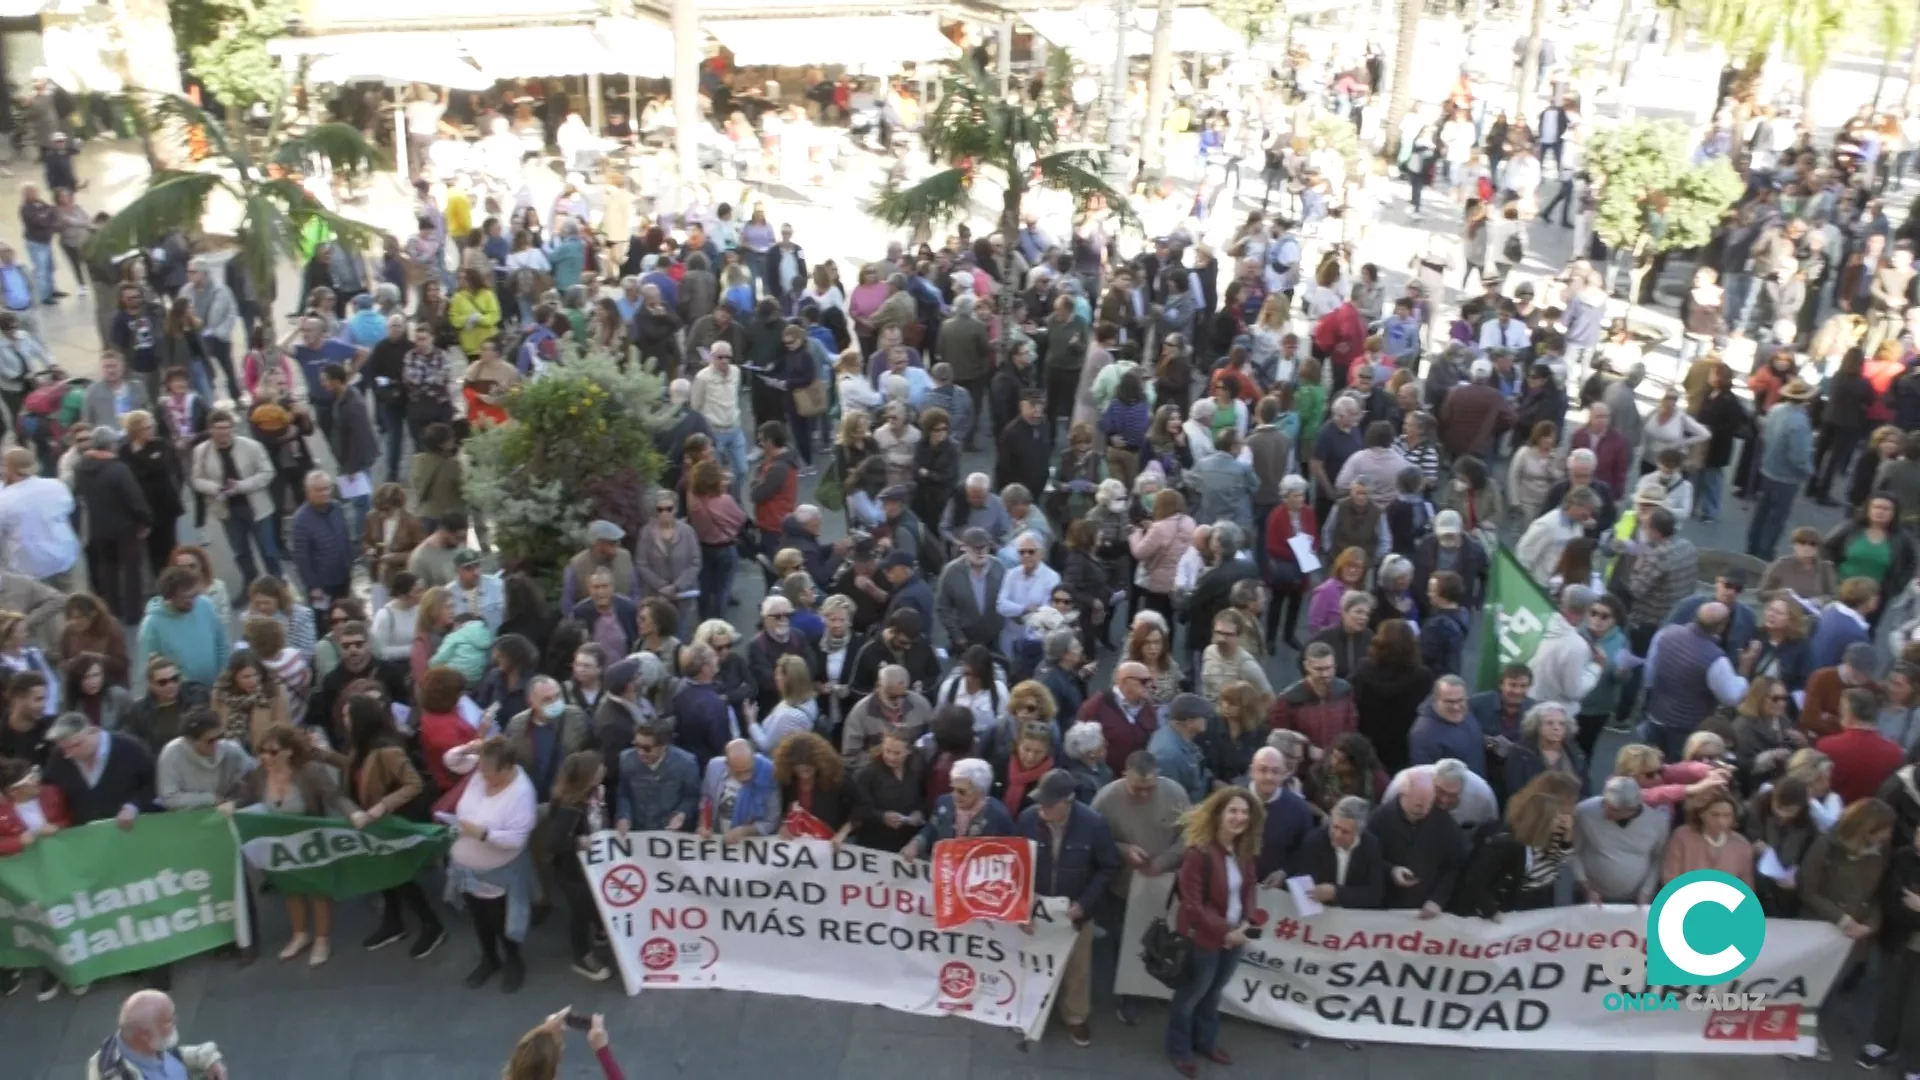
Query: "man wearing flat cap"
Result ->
[[880, 550, 933, 631], [561, 518, 639, 611]]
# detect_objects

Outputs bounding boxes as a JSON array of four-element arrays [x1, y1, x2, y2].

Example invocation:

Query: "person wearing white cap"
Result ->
[[1410, 507, 1488, 617], [559, 519, 638, 612]]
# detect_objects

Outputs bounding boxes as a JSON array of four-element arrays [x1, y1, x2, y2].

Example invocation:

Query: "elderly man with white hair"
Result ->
[[939, 472, 1012, 551], [1384, 758, 1498, 833], [1515, 486, 1601, 584], [841, 662, 933, 769], [1309, 395, 1365, 519], [689, 339, 748, 501], [503, 675, 591, 801], [901, 757, 1013, 858], [1529, 583, 1606, 707], [653, 375, 713, 491], [1290, 795, 1387, 908], [1571, 774, 1669, 905], [1367, 766, 1466, 915], [1545, 444, 1621, 533], [90, 989, 226, 1080]]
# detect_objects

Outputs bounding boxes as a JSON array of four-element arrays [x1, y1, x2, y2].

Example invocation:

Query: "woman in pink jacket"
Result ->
[[1615, 742, 1728, 809], [1129, 488, 1196, 625]]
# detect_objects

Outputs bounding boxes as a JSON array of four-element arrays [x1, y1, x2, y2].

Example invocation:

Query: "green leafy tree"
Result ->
[[1584, 120, 1742, 253], [88, 91, 386, 316], [1686, 0, 1848, 90], [464, 349, 674, 589], [1212, 0, 1279, 45], [867, 52, 1130, 365], [170, 0, 301, 120]]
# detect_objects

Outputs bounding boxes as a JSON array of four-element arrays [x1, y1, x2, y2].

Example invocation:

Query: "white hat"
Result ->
[[1434, 509, 1464, 535], [1470, 358, 1494, 379]]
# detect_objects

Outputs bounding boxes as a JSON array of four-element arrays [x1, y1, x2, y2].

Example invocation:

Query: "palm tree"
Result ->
[[1516, 0, 1549, 113], [89, 91, 388, 322], [107, 0, 190, 170], [868, 52, 1130, 366], [1382, 0, 1424, 149], [1690, 0, 1849, 99]]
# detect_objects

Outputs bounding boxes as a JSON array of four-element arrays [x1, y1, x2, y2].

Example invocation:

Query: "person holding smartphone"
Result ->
[[503, 1008, 626, 1080]]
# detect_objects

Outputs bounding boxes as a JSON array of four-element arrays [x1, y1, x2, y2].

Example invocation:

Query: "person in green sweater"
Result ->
[[1294, 355, 1328, 449], [135, 568, 231, 690]]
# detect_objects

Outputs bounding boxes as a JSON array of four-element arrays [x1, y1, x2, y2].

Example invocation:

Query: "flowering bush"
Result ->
[[464, 346, 673, 588]]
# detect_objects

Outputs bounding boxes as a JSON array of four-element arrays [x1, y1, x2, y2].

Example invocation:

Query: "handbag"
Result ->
[[794, 378, 829, 418], [815, 457, 844, 511], [1138, 856, 1208, 990]]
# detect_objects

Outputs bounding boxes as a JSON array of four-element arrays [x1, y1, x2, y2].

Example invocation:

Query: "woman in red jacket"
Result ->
[[1, 757, 72, 998], [1263, 475, 1320, 650], [1166, 787, 1264, 1077], [415, 666, 477, 794]]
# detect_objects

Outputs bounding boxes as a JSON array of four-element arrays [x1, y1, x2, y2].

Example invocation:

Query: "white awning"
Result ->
[[459, 25, 621, 80], [278, 31, 495, 90], [1021, 9, 1150, 58], [593, 17, 676, 79], [706, 15, 959, 69], [1153, 9, 1243, 55]]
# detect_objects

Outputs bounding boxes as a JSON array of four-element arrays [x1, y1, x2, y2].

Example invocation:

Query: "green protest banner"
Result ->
[[1477, 544, 1557, 692], [233, 812, 452, 899], [0, 811, 245, 985]]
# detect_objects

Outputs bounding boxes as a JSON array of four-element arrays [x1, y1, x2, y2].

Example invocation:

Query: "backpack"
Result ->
[[1503, 233, 1525, 264]]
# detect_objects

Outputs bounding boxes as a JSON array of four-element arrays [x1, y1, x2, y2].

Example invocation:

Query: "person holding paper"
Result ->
[[1262, 476, 1319, 651], [1288, 795, 1385, 909], [1743, 776, 1817, 916], [1797, 798, 1895, 1064]]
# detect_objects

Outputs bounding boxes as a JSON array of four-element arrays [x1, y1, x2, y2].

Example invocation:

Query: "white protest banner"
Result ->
[[1114, 877, 1847, 1055], [581, 832, 1075, 1038]]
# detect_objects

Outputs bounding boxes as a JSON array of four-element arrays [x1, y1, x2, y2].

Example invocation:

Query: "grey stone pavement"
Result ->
[[0, 4, 1901, 1074]]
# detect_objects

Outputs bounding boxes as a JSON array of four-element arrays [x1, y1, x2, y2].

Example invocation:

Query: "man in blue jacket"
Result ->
[[614, 722, 700, 833], [1016, 770, 1119, 1048], [1407, 675, 1489, 778], [290, 470, 354, 603], [700, 739, 779, 841], [671, 644, 734, 772]]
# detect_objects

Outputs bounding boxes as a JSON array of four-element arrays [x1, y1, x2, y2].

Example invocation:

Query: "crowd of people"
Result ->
[[15, 14, 1920, 1080]]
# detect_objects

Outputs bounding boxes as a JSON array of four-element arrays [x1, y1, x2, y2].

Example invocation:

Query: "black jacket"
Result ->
[[45, 729, 157, 824], [1695, 388, 1753, 469], [1184, 560, 1260, 649], [1288, 825, 1386, 909], [1367, 797, 1464, 910], [994, 416, 1052, 496], [119, 439, 183, 523], [1447, 821, 1539, 917], [780, 773, 866, 833], [312, 656, 409, 736], [747, 629, 822, 713], [846, 634, 941, 698], [1016, 800, 1119, 920], [72, 454, 152, 541], [989, 363, 1037, 436]]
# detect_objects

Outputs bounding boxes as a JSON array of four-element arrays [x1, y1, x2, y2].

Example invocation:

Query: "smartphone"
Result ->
[[563, 1012, 594, 1032]]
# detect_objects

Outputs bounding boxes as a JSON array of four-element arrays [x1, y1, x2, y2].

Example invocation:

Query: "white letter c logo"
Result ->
[[1657, 878, 1749, 978]]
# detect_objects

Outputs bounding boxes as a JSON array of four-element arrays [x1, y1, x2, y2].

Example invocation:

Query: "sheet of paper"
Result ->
[[1614, 651, 1645, 671], [1286, 534, 1322, 574], [336, 471, 373, 499], [1757, 847, 1795, 884], [1286, 875, 1325, 917], [1791, 690, 1806, 713]]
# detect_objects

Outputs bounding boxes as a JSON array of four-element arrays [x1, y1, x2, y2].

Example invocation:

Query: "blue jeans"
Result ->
[[711, 425, 750, 502], [1745, 476, 1799, 559], [1165, 943, 1243, 1061], [24, 241, 53, 300], [1634, 718, 1692, 763], [346, 493, 371, 545], [698, 543, 737, 621], [1693, 466, 1724, 521], [379, 400, 408, 482], [223, 502, 283, 586]]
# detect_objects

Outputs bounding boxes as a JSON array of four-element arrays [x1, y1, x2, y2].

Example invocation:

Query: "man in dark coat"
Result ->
[[994, 389, 1052, 497]]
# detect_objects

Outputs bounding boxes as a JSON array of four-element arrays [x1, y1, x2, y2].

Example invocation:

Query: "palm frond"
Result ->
[[272, 123, 388, 177], [236, 196, 296, 306], [85, 171, 230, 263], [1042, 47, 1077, 112], [1034, 150, 1134, 224], [131, 92, 242, 171], [259, 178, 393, 254], [866, 168, 976, 229], [921, 65, 1001, 167]]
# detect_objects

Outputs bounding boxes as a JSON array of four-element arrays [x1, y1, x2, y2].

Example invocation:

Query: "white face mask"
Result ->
[[1452, 479, 1468, 493], [1104, 496, 1127, 511]]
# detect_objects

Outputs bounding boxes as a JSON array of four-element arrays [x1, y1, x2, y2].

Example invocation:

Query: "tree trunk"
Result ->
[[997, 185, 1020, 372], [1873, 37, 1898, 110], [673, 0, 701, 209], [1664, 8, 1686, 55], [1905, 34, 1920, 114], [1608, 0, 1636, 84], [1515, 0, 1547, 114], [1141, 0, 1175, 172], [1104, 0, 1133, 188], [1382, 0, 1424, 148], [109, 0, 188, 172]]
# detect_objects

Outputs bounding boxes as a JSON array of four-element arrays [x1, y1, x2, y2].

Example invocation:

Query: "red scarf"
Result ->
[[1003, 754, 1055, 812]]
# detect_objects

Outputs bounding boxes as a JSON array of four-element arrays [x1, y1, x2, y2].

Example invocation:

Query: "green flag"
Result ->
[[1477, 544, 1557, 692], [0, 810, 244, 984], [233, 812, 452, 899]]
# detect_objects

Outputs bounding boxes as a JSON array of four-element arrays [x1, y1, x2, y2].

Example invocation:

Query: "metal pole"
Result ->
[[1104, 0, 1134, 187], [587, 71, 605, 135], [672, 0, 700, 212], [997, 17, 1014, 96], [1141, 0, 1173, 171]]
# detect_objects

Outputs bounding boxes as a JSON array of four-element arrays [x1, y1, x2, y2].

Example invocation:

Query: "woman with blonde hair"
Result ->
[[1740, 593, 1813, 694], [748, 654, 818, 754], [1614, 741, 1728, 809], [835, 348, 882, 416], [1506, 421, 1563, 525], [1783, 748, 1843, 832], [1129, 488, 1196, 624], [1248, 293, 1290, 382], [775, 731, 862, 844], [410, 585, 455, 687], [1731, 675, 1802, 786], [239, 722, 361, 964], [1451, 770, 1582, 916], [1166, 787, 1264, 1076], [117, 408, 184, 575], [1662, 787, 1755, 886]]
